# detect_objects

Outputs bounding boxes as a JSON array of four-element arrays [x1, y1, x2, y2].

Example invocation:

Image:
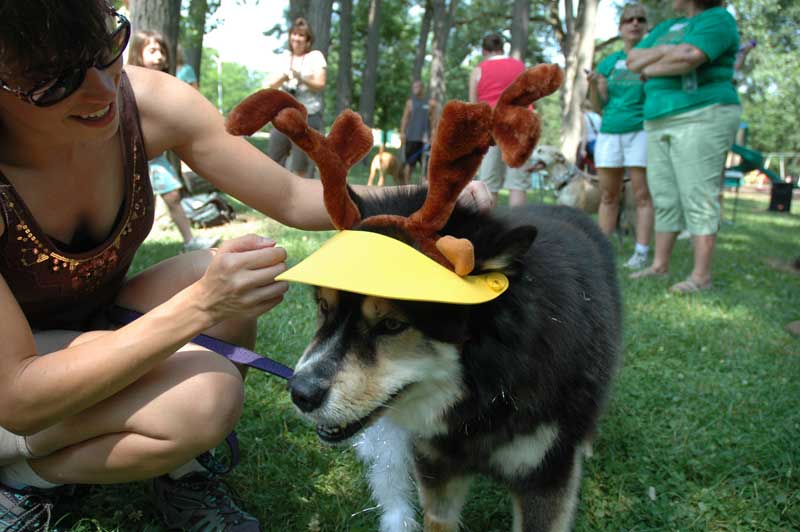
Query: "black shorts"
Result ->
[[405, 141, 425, 166]]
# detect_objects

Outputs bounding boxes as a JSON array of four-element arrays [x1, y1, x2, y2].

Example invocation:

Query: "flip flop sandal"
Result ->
[[669, 278, 712, 294], [629, 267, 668, 280]]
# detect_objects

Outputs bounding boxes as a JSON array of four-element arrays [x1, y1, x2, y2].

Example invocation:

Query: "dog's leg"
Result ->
[[416, 473, 472, 532], [378, 164, 386, 187], [510, 446, 583, 532], [368, 162, 377, 186], [354, 418, 419, 532]]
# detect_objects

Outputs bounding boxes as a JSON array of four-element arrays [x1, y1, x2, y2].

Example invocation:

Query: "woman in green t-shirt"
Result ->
[[587, 3, 653, 271], [626, 0, 742, 294]]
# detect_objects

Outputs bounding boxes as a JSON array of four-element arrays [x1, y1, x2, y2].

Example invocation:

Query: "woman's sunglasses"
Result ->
[[0, 11, 131, 107], [622, 16, 647, 25]]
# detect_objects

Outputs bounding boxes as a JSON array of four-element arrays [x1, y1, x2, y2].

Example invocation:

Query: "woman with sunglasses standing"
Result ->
[[0, 2, 489, 530], [626, 0, 742, 294], [586, 3, 654, 271]]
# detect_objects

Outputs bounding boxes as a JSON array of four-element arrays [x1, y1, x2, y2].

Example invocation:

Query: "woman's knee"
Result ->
[[168, 354, 245, 452], [600, 187, 621, 205], [161, 190, 182, 206]]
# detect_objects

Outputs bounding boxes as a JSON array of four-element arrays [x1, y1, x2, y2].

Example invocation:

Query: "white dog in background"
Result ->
[[528, 145, 636, 238]]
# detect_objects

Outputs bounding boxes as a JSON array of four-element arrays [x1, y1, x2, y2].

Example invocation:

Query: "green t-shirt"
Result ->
[[636, 7, 740, 121], [596, 50, 645, 134]]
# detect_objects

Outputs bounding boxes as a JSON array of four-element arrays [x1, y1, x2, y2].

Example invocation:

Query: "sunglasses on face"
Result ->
[[0, 11, 131, 107], [622, 16, 647, 25]]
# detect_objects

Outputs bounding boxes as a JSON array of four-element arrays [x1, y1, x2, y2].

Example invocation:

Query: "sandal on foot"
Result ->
[[629, 267, 668, 280], [669, 278, 711, 294]]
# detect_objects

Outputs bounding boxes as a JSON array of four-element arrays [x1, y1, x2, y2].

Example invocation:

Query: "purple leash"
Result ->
[[107, 306, 294, 380]]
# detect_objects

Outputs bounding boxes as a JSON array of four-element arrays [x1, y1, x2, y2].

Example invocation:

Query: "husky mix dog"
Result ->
[[289, 192, 621, 532], [226, 65, 621, 532]]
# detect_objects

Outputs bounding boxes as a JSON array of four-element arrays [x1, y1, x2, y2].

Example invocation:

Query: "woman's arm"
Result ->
[[586, 70, 608, 113], [0, 236, 285, 434], [292, 50, 326, 92], [642, 44, 708, 77], [627, 45, 673, 72]]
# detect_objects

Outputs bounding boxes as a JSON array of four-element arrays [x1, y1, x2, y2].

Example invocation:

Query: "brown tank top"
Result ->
[[0, 73, 155, 330]]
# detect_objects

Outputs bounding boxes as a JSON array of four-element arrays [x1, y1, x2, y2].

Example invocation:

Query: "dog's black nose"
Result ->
[[289, 373, 329, 413]]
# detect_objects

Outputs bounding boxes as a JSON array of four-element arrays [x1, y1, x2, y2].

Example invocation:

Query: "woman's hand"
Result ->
[[457, 180, 495, 212], [191, 234, 289, 323], [584, 69, 605, 85]]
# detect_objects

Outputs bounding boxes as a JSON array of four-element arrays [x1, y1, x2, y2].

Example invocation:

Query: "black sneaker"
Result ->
[[0, 483, 56, 531], [151, 472, 260, 531]]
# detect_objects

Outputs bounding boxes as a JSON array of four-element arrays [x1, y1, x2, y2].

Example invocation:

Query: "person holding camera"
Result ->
[[266, 17, 327, 178]]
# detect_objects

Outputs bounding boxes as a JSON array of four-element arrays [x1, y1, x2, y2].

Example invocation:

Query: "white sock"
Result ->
[[167, 458, 208, 480], [0, 460, 61, 490], [0, 427, 35, 467], [635, 243, 649, 255]]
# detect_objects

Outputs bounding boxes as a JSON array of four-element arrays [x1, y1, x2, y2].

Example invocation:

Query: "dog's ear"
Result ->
[[477, 225, 537, 272]]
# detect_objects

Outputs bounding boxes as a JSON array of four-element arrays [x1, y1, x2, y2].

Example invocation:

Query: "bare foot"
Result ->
[[668, 277, 712, 294], [629, 266, 668, 280]]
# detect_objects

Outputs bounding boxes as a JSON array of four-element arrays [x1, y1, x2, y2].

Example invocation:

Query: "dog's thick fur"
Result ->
[[289, 188, 622, 532], [368, 147, 405, 186]]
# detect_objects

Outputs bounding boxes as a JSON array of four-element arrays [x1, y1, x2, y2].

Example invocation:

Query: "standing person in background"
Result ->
[[266, 17, 327, 178], [399, 80, 438, 185], [578, 104, 601, 173], [176, 44, 199, 89], [469, 33, 528, 207], [587, 3, 654, 270], [127, 30, 219, 251], [627, 0, 742, 294]]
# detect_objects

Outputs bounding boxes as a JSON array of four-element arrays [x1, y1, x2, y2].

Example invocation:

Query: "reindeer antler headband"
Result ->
[[226, 64, 563, 304]]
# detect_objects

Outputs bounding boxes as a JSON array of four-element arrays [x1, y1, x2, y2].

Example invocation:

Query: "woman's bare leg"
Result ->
[[628, 167, 653, 247], [24, 251, 262, 484], [597, 167, 624, 236]]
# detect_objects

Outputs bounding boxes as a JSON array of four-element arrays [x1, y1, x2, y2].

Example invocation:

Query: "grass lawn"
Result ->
[[63, 165, 799, 531]]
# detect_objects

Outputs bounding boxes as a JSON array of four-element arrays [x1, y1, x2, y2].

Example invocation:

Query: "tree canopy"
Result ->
[[129, 0, 799, 156]]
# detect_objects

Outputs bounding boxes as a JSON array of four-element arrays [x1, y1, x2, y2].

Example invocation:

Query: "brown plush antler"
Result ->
[[360, 65, 563, 275], [493, 64, 564, 167], [225, 89, 373, 230], [226, 65, 563, 277]]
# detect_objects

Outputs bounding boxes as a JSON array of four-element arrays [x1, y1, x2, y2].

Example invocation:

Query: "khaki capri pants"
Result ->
[[644, 104, 741, 235]]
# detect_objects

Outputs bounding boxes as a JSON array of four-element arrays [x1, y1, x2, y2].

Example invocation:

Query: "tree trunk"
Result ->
[[412, 0, 433, 82], [307, 0, 333, 122], [336, 0, 354, 114], [129, 0, 181, 74], [183, 0, 208, 83], [359, 0, 382, 127], [429, 0, 458, 105], [289, 0, 311, 23], [510, 0, 529, 61], [558, 0, 599, 165], [307, 0, 333, 57]]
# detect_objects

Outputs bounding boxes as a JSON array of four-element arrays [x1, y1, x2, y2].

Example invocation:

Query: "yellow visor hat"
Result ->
[[275, 230, 509, 304]]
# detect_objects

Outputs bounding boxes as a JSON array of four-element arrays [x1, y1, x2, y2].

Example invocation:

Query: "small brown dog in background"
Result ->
[[367, 145, 406, 186]]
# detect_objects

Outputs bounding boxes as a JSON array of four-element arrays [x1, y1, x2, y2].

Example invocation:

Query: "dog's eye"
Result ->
[[376, 318, 408, 335], [317, 298, 329, 315]]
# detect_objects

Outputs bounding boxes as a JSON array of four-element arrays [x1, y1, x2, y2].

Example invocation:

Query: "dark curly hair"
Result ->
[[0, 0, 113, 86]]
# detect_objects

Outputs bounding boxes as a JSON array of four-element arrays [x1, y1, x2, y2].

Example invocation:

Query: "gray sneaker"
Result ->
[[151, 472, 260, 531], [184, 236, 221, 252], [0, 483, 56, 531], [624, 252, 649, 270]]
